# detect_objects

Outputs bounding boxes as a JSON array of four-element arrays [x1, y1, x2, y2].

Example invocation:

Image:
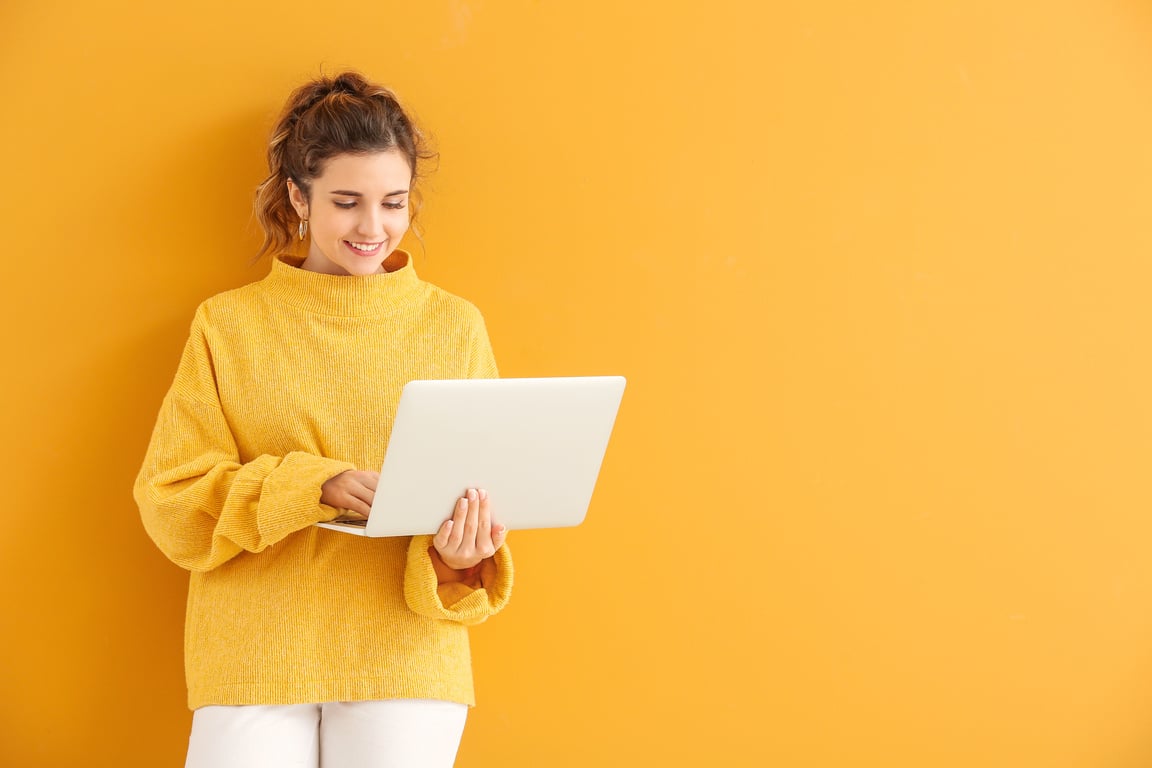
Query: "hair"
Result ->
[[253, 71, 436, 260]]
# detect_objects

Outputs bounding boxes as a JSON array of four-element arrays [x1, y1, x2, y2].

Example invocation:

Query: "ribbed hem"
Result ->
[[189, 675, 476, 710]]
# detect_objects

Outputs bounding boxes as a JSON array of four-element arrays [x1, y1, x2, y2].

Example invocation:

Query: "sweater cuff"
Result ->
[[257, 453, 357, 538], [403, 535, 513, 626]]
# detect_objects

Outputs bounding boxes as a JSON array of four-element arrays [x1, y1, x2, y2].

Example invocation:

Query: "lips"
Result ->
[[344, 240, 383, 256]]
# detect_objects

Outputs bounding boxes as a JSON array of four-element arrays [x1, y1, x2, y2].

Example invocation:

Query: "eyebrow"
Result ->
[[327, 189, 409, 197]]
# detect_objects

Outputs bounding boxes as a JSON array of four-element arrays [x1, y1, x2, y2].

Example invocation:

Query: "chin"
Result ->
[[343, 262, 383, 276]]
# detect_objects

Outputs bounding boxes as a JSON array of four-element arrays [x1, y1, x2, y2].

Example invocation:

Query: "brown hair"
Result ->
[[253, 71, 436, 260]]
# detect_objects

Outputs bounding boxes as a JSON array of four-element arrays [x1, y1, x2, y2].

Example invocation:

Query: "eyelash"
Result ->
[[334, 201, 406, 210]]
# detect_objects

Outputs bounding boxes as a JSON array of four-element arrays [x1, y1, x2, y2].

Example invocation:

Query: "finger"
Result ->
[[340, 481, 374, 517], [338, 495, 371, 518], [329, 483, 371, 515], [347, 482, 375, 508], [334, 505, 368, 520], [361, 471, 380, 491], [462, 488, 480, 545], [477, 489, 491, 530], [448, 494, 468, 547], [433, 518, 453, 549], [491, 524, 507, 553], [475, 489, 495, 555]]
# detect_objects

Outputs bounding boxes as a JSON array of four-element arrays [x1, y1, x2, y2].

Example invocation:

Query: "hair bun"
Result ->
[[332, 71, 368, 95]]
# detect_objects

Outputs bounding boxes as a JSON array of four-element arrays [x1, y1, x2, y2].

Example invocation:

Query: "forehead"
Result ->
[[316, 150, 412, 189]]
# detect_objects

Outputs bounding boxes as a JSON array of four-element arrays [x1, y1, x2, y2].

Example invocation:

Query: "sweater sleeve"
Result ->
[[403, 537, 513, 625], [466, 311, 499, 379], [134, 310, 355, 573], [403, 307, 513, 623]]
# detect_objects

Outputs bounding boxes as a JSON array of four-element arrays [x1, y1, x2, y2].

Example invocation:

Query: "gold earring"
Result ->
[[298, 218, 309, 240]]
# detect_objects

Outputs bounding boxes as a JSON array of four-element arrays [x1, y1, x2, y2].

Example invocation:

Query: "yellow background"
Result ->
[[3, 1, 1152, 765]]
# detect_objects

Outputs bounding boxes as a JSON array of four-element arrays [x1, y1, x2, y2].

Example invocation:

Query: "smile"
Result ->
[[344, 241, 383, 254]]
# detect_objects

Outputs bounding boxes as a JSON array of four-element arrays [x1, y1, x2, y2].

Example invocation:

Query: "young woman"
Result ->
[[134, 71, 512, 768]]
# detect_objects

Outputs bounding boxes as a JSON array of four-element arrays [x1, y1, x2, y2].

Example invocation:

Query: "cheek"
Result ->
[[316, 212, 354, 237], [388, 212, 411, 235]]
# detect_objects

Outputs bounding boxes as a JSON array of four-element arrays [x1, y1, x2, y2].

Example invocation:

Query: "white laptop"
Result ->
[[316, 376, 626, 537]]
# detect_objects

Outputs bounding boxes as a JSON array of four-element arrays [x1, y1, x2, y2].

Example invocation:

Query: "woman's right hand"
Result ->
[[320, 470, 379, 520]]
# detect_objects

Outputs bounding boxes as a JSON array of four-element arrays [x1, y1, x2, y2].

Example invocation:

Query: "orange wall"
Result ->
[[4, 1, 1152, 765]]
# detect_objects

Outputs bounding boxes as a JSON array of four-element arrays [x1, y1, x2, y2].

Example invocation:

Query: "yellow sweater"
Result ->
[[134, 251, 512, 709]]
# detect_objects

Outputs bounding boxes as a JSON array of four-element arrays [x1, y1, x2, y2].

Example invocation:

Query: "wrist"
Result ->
[[428, 547, 482, 586]]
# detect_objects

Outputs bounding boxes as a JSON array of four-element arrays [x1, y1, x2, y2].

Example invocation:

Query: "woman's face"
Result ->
[[288, 150, 413, 276]]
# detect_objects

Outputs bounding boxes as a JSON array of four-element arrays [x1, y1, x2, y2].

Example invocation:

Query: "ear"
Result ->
[[286, 179, 310, 219]]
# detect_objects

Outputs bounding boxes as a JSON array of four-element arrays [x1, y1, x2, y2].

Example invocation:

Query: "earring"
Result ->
[[298, 218, 309, 240]]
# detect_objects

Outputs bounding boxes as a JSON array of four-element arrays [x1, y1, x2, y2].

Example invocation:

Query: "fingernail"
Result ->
[[479, 489, 488, 501], [468, 488, 477, 500]]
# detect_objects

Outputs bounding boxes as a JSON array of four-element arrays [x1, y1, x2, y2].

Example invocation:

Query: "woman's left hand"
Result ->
[[432, 488, 507, 571]]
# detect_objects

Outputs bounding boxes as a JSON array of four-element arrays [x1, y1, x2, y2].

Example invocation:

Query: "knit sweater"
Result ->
[[134, 250, 512, 710]]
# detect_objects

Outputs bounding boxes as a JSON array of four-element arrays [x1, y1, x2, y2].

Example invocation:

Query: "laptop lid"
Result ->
[[317, 376, 626, 537]]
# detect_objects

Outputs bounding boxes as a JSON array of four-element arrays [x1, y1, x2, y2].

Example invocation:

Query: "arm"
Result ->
[[404, 533, 513, 626], [134, 312, 355, 572], [404, 487, 515, 626]]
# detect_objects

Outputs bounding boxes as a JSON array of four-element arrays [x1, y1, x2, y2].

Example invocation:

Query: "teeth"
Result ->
[[347, 241, 380, 251]]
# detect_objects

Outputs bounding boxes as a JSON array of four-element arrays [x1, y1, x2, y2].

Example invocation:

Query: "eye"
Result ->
[[334, 201, 356, 209], [384, 201, 407, 210]]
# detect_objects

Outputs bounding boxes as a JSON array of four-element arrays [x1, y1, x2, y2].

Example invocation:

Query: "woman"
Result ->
[[134, 71, 512, 767]]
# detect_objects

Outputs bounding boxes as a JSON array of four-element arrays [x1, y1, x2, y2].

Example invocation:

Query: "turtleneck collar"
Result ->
[[261, 249, 424, 317]]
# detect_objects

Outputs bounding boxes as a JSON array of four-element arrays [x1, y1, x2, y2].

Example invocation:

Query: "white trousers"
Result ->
[[185, 700, 468, 768]]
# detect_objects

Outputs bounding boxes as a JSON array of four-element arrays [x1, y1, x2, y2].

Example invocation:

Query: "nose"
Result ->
[[357, 206, 386, 239]]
